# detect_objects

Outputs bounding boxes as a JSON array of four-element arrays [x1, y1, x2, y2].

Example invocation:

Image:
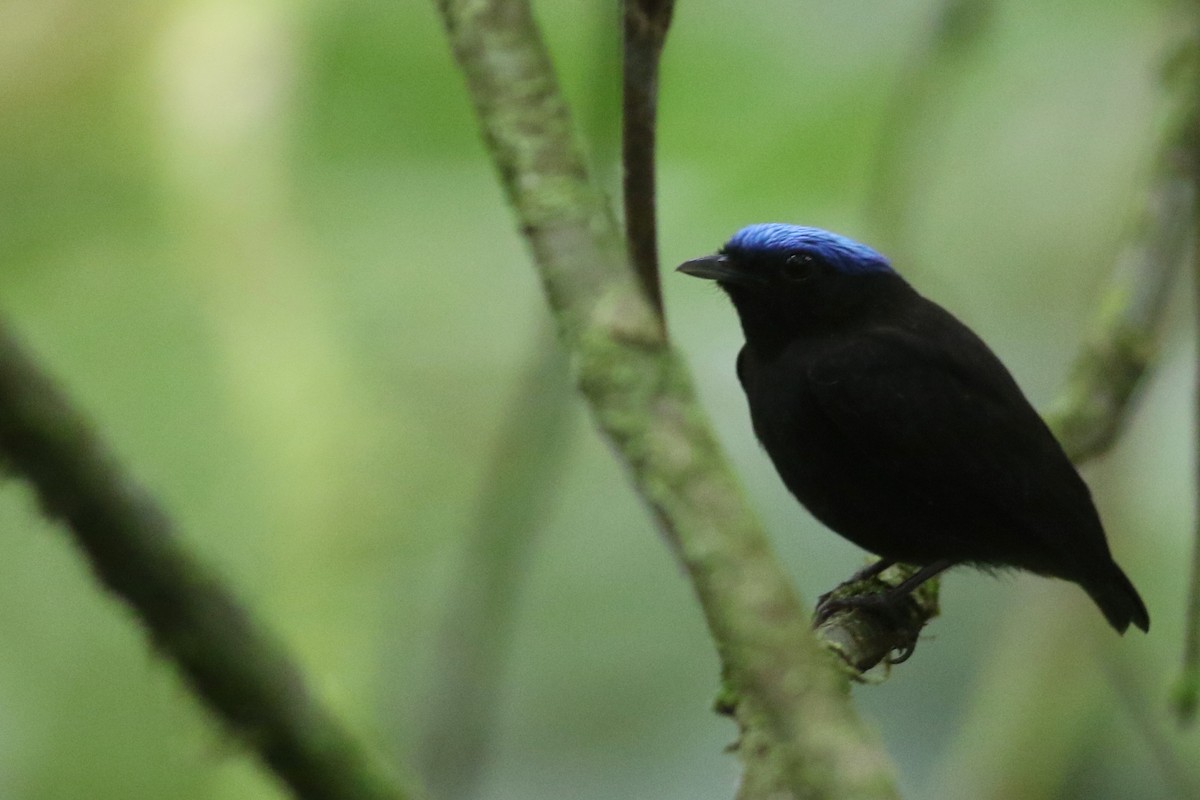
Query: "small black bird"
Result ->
[[678, 223, 1149, 633]]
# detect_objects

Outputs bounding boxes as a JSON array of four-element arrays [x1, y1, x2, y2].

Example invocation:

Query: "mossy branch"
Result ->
[[0, 322, 422, 800], [435, 1, 899, 797]]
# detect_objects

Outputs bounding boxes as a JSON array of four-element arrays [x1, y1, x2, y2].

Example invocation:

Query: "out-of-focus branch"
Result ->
[[1179, 111, 1200, 724], [434, 1, 900, 797], [1045, 172, 1192, 464], [622, 0, 675, 318], [0, 323, 421, 800], [1046, 30, 1199, 467], [419, 323, 573, 798], [1183, 318, 1200, 718]]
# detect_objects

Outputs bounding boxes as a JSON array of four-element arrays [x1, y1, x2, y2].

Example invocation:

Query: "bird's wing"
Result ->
[[805, 325, 1091, 528]]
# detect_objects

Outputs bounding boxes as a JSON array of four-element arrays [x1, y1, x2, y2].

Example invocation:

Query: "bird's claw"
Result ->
[[812, 590, 909, 629], [886, 641, 917, 665]]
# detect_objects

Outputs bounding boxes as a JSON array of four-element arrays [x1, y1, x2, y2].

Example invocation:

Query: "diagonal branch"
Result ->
[[1046, 164, 1192, 464], [0, 322, 422, 800], [435, 1, 899, 798]]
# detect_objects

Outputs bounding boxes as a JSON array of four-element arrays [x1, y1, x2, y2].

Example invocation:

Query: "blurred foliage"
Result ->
[[0, 0, 1196, 798]]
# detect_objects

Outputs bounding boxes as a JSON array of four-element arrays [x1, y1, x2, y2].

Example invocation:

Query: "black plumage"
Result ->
[[678, 223, 1148, 633]]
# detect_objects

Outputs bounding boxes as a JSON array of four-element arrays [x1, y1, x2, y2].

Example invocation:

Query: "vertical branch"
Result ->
[[1180, 342, 1200, 714], [1154, 20, 1200, 726], [622, 0, 676, 318]]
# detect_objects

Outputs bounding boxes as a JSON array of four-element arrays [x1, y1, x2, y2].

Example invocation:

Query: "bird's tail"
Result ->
[[1083, 561, 1150, 634]]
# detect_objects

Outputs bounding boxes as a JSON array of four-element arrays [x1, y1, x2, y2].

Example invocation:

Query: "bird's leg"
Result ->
[[849, 557, 896, 584], [816, 557, 897, 608], [884, 559, 952, 597], [814, 559, 952, 626]]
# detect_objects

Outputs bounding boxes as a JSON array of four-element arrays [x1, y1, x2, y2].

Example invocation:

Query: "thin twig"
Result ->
[[435, 1, 900, 797], [622, 0, 675, 317], [0, 323, 421, 800]]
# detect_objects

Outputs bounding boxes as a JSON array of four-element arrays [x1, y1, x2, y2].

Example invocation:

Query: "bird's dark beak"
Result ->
[[676, 255, 744, 283]]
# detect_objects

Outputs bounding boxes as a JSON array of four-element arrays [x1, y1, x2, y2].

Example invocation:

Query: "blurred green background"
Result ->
[[0, 0, 1196, 798]]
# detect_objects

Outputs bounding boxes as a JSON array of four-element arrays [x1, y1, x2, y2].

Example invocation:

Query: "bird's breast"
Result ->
[[738, 344, 847, 492]]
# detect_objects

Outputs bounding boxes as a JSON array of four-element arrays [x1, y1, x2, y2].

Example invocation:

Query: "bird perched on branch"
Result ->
[[677, 223, 1149, 634]]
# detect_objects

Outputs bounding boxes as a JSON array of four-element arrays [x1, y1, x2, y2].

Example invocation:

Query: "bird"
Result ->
[[677, 223, 1149, 634]]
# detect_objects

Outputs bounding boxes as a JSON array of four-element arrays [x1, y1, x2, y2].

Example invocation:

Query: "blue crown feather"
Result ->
[[724, 223, 893, 275]]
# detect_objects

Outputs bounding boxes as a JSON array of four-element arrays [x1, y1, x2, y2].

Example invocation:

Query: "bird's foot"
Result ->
[[814, 588, 924, 668], [813, 590, 910, 628], [812, 561, 949, 671], [814, 558, 952, 628]]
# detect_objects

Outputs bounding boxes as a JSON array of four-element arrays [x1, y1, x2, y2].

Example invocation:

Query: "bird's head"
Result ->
[[677, 223, 904, 344], [678, 223, 893, 287]]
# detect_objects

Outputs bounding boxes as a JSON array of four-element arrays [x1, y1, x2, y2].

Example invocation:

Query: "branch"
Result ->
[[1178, 115, 1200, 723], [434, 1, 899, 797], [1045, 165, 1192, 464], [0, 322, 422, 800], [622, 0, 675, 317]]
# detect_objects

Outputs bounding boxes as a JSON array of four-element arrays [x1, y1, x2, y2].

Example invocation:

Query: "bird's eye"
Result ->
[[783, 253, 815, 282]]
